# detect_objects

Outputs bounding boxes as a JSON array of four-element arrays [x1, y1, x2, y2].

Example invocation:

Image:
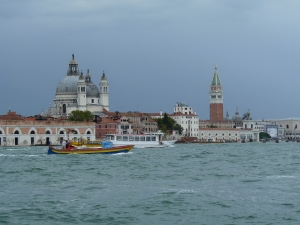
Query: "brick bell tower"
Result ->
[[209, 65, 224, 121]]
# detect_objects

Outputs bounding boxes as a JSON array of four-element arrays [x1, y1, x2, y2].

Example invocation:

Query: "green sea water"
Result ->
[[0, 142, 299, 225]]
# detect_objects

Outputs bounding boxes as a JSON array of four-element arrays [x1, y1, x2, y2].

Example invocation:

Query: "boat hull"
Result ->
[[47, 145, 134, 155]]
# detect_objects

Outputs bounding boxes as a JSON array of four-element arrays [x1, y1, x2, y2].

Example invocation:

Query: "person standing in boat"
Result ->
[[62, 140, 66, 149]]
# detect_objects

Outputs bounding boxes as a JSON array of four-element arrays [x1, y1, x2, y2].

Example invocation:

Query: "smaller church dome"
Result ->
[[224, 111, 231, 121], [86, 83, 99, 97], [232, 108, 242, 123]]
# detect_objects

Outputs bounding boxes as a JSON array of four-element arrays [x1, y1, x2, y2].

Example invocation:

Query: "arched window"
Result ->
[[295, 125, 298, 129], [87, 131, 91, 134], [46, 131, 50, 134], [0, 130, 2, 134], [30, 130, 35, 134], [59, 131, 64, 134], [14, 130, 19, 134], [63, 104, 66, 113], [286, 125, 289, 129]]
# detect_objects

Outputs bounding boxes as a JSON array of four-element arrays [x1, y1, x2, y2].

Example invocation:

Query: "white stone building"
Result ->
[[46, 54, 109, 118], [170, 102, 199, 138]]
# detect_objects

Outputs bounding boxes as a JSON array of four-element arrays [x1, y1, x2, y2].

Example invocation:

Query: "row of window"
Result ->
[[99, 124, 117, 128], [211, 95, 222, 99], [185, 133, 198, 136], [100, 87, 108, 93], [185, 128, 199, 131], [114, 136, 157, 142], [0, 130, 91, 135], [240, 134, 253, 139], [201, 133, 238, 136], [182, 121, 199, 124]]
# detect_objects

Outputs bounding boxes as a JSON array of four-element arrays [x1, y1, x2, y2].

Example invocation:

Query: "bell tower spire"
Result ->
[[99, 71, 109, 111], [209, 65, 224, 121]]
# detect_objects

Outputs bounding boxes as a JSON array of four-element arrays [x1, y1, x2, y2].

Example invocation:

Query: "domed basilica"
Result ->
[[46, 54, 109, 118]]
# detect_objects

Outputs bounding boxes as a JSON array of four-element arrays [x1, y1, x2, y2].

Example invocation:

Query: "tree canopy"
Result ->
[[68, 110, 94, 122], [155, 113, 183, 134], [259, 132, 271, 139]]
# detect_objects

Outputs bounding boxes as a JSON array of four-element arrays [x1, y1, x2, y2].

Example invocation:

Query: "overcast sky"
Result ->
[[1, 0, 300, 120]]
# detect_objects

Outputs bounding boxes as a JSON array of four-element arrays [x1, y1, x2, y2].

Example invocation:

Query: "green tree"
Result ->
[[69, 110, 94, 122], [259, 132, 271, 139], [155, 113, 183, 134], [174, 123, 183, 135]]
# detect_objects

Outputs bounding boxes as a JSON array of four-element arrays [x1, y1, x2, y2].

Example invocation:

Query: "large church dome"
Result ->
[[55, 56, 100, 97], [56, 76, 80, 94]]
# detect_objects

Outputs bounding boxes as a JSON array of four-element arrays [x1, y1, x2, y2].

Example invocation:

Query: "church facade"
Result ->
[[47, 54, 109, 118]]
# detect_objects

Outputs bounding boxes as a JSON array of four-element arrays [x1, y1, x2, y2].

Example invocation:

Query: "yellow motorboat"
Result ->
[[70, 139, 103, 147]]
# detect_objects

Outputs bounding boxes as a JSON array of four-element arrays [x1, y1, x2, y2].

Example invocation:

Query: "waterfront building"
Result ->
[[170, 102, 199, 138], [115, 111, 158, 134], [95, 116, 119, 140], [96, 111, 158, 139], [243, 118, 300, 140], [0, 111, 95, 146], [199, 120, 233, 129], [199, 127, 259, 142], [146, 103, 199, 139], [45, 54, 109, 118], [210, 65, 224, 121]]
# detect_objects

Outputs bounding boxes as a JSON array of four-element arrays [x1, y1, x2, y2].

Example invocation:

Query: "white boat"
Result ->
[[105, 131, 176, 148]]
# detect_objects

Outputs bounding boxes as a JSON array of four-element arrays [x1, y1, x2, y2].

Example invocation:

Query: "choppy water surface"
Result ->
[[1, 142, 300, 225]]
